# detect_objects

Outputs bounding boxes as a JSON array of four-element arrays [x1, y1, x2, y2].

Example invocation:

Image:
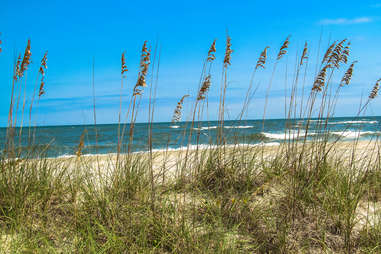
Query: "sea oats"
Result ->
[[322, 41, 336, 65], [312, 65, 329, 92], [39, 51, 48, 75], [197, 75, 211, 100], [207, 39, 217, 62], [134, 41, 151, 96], [140, 41, 150, 77], [341, 41, 351, 64], [223, 36, 233, 67], [340, 61, 357, 87], [277, 36, 290, 60], [14, 54, 22, 81], [76, 131, 86, 158], [300, 42, 308, 66], [19, 39, 31, 78], [172, 95, 189, 123], [369, 78, 381, 99], [38, 81, 45, 97], [38, 51, 48, 98], [121, 52, 128, 76], [328, 39, 347, 69], [255, 46, 269, 70]]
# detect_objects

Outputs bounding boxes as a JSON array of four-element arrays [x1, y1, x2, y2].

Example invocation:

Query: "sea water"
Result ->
[[1, 116, 380, 158]]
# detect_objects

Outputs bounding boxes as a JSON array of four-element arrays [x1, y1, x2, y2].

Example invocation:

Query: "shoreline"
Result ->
[[47, 139, 380, 160], [40, 140, 380, 180]]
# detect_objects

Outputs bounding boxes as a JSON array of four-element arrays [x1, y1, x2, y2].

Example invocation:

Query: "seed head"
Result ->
[[277, 36, 290, 60], [121, 52, 128, 76], [133, 41, 151, 96], [172, 95, 189, 123], [14, 54, 22, 81], [340, 61, 357, 87], [328, 39, 347, 69], [207, 39, 217, 62], [39, 51, 48, 76], [369, 78, 381, 99], [37, 51, 48, 98], [300, 42, 308, 66], [197, 75, 212, 100], [38, 81, 45, 97], [76, 130, 86, 158], [322, 41, 336, 65], [223, 36, 233, 68], [19, 39, 32, 78], [312, 65, 329, 92], [255, 46, 269, 70]]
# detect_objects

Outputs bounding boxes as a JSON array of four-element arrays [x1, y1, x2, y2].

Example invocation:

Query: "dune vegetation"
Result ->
[[1, 35, 381, 253]]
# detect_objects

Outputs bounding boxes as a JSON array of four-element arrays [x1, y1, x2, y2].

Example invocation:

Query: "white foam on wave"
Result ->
[[327, 120, 378, 125], [224, 125, 254, 129], [151, 142, 280, 153], [330, 131, 380, 139], [170, 125, 180, 129], [193, 125, 254, 130], [299, 119, 377, 124], [262, 130, 316, 140], [193, 126, 218, 131], [56, 154, 75, 159], [308, 119, 325, 122]]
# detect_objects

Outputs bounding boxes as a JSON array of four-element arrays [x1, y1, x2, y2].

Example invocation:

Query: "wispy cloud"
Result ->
[[319, 17, 373, 25]]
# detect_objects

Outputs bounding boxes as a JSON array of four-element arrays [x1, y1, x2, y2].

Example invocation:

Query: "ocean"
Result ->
[[1, 116, 380, 158]]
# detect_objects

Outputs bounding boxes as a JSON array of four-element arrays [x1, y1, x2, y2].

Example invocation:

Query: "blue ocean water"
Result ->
[[1, 116, 381, 158]]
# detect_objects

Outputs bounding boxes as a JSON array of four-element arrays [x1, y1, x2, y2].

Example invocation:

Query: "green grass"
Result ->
[[2, 35, 381, 253], [0, 144, 380, 253]]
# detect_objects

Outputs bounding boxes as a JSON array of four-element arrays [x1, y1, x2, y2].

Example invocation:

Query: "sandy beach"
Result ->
[[44, 140, 381, 183]]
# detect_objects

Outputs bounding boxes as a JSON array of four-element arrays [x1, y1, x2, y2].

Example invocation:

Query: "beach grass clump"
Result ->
[[2, 35, 381, 253], [358, 216, 381, 252], [0, 158, 69, 221], [192, 147, 263, 195]]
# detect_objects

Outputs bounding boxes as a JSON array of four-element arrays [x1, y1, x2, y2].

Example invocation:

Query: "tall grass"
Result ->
[[1, 34, 381, 253]]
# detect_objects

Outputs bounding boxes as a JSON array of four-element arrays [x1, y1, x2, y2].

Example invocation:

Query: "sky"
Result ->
[[0, 0, 380, 126]]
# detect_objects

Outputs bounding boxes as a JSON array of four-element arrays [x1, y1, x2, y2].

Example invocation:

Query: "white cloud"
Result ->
[[319, 17, 373, 25]]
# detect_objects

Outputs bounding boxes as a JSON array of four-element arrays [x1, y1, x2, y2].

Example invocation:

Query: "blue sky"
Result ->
[[0, 0, 380, 126]]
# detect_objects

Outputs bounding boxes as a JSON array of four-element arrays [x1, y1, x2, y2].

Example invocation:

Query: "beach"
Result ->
[[2, 139, 381, 253], [43, 139, 381, 183]]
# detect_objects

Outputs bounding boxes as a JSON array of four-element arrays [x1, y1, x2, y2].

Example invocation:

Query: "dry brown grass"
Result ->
[[340, 61, 357, 87], [19, 39, 31, 78], [277, 35, 290, 60], [207, 39, 216, 62], [300, 42, 308, 66], [312, 65, 329, 92], [342, 41, 351, 64], [328, 39, 347, 69], [76, 130, 86, 158], [134, 41, 151, 96], [255, 46, 269, 70], [197, 75, 212, 101], [38, 51, 48, 97], [172, 95, 189, 123], [369, 78, 381, 99], [223, 35, 233, 67], [121, 52, 128, 76], [322, 41, 336, 65]]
